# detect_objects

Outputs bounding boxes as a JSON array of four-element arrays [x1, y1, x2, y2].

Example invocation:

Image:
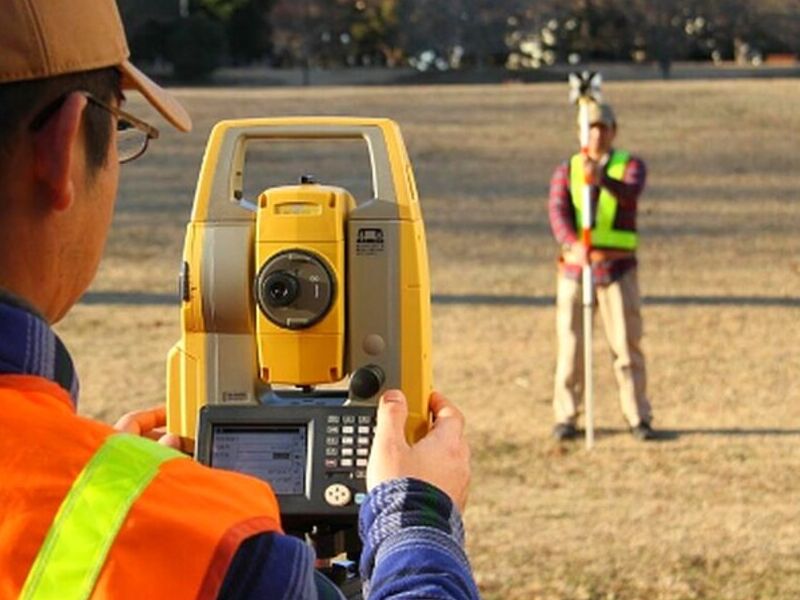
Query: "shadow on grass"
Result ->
[[655, 428, 800, 439], [80, 291, 800, 308], [560, 427, 800, 443], [432, 294, 800, 308]]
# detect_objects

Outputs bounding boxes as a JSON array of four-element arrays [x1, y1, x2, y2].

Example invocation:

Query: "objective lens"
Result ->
[[263, 271, 299, 307]]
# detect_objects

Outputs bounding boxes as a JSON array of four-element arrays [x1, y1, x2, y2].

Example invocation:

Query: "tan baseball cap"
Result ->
[[0, 0, 191, 132], [579, 102, 616, 128]]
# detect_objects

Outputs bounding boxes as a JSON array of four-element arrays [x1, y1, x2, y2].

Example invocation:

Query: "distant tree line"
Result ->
[[119, 0, 800, 79]]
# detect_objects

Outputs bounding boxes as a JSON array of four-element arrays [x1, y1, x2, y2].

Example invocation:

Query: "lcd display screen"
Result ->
[[211, 426, 307, 495]]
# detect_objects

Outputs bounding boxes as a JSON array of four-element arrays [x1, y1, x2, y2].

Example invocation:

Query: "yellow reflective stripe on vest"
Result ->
[[570, 150, 638, 250], [21, 434, 186, 600]]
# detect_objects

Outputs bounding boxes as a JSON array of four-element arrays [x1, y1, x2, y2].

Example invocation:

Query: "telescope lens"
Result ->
[[264, 271, 299, 307], [255, 250, 335, 330]]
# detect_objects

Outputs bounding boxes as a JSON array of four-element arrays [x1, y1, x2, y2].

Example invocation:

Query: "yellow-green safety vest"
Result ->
[[570, 150, 638, 250]]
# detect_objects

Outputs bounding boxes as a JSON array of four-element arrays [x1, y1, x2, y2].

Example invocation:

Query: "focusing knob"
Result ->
[[350, 364, 385, 400]]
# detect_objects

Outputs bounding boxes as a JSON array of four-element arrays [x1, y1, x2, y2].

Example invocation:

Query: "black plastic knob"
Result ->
[[350, 365, 385, 400]]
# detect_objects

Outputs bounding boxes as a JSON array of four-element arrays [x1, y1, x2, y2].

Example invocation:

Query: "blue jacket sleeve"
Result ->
[[359, 478, 480, 599], [218, 478, 479, 599], [217, 531, 345, 600]]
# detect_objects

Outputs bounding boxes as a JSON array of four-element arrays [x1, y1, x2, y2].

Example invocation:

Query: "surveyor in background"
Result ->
[[548, 102, 654, 442], [0, 1, 478, 598]]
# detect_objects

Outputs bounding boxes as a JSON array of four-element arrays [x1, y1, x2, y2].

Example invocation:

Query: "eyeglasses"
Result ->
[[29, 91, 160, 164], [85, 93, 160, 164]]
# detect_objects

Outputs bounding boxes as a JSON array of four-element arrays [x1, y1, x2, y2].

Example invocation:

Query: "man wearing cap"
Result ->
[[0, 1, 478, 598], [548, 102, 654, 442]]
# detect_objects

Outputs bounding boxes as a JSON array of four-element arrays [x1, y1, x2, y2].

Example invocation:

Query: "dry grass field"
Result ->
[[58, 79, 800, 599]]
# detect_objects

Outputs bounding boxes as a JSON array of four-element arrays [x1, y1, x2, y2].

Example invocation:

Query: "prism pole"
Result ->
[[568, 71, 602, 450]]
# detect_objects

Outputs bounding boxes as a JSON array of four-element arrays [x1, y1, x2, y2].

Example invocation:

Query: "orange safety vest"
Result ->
[[0, 374, 283, 600]]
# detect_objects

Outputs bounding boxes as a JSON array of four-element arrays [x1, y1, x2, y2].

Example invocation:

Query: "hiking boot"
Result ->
[[552, 423, 578, 441], [631, 421, 655, 441]]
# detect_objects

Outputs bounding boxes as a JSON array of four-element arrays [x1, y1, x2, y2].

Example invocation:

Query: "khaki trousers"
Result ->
[[552, 267, 652, 427]]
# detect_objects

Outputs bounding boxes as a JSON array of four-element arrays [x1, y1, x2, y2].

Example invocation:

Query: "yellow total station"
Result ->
[[255, 181, 354, 385], [166, 117, 433, 444]]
